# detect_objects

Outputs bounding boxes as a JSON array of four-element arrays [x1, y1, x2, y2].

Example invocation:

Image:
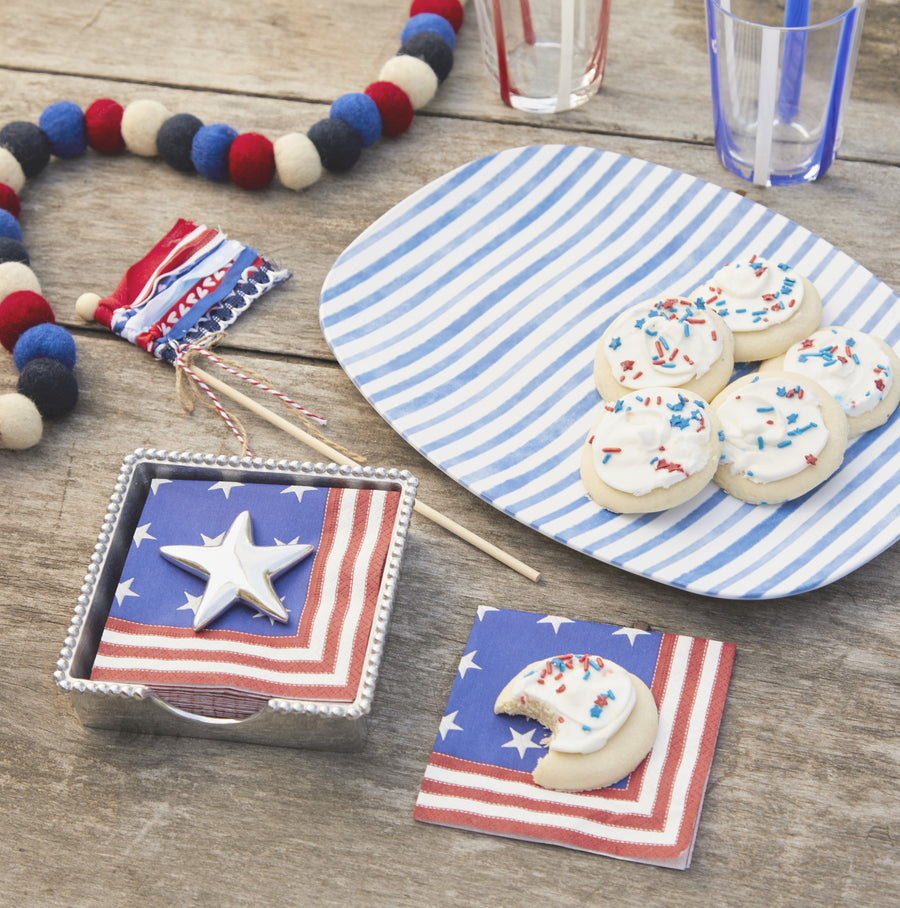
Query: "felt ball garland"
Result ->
[[0, 0, 465, 450]]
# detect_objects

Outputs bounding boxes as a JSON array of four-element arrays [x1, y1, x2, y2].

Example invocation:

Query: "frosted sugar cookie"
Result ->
[[580, 387, 722, 513], [594, 296, 734, 402], [495, 654, 659, 792], [691, 255, 822, 362], [760, 326, 900, 438], [710, 372, 848, 504]]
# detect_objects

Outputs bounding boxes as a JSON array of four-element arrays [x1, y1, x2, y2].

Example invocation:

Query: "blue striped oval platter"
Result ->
[[319, 145, 900, 599]]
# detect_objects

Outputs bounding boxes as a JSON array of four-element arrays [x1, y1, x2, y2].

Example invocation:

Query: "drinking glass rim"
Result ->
[[707, 0, 866, 33]]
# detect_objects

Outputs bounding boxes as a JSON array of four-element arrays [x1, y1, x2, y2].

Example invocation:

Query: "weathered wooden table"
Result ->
[[2, 2, 898, 904]]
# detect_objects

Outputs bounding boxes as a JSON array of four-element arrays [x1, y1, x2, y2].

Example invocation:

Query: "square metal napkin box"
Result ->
[[55, 449, 417, 751]]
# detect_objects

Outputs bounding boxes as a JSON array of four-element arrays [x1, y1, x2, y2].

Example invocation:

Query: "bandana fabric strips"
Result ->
[[92, 218, 290, 364]]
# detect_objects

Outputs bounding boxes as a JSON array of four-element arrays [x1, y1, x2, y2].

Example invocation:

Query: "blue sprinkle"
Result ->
[[777, 440, 792, 448], [757, 436, 764, 449], [756, 406, 775, 412], [718, 429, 725, 441], [609, 336, 622, 350]]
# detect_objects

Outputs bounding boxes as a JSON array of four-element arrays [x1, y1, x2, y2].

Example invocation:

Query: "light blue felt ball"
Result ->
[[13, 322, 77, 371], [401, 12, 456, 49], [0, 209, 22, 242], [191, 123, 238, 181], [330, 93, 382, 147], [39, 101, 87, 158]]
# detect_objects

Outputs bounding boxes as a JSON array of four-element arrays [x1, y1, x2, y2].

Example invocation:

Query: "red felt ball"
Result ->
[[409, 0, 464, 32], [0, 183, 20, 219], [85, 98, 125, 155], [228, 132, 275, 190], [364, 82, 415, 136], [0, 290, 55, 352]]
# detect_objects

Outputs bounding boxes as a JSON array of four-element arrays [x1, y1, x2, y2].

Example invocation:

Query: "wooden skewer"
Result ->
[[188, 364, 542, 583]]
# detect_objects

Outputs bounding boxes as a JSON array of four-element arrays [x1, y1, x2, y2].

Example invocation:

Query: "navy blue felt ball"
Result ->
[[0, 121, 52, 178], [400, 32, 454, 82], [0, 237, 28, 265], [38, 101, 87, 159], [330, 93, 382, 148], [307, 119, 362, 173], [191, 123, 238, 181], [13, 323, 77, 371], [17, 356, 78, 419], [158, 113, 204, 173], [0, 209, 22, 242], [401, 12, 456, 49]]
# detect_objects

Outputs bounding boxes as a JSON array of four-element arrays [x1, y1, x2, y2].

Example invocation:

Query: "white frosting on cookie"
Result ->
[[603, 297, 724, 388], [783, 327, 893, 418], [717, 376, 830, 482], [589, 389, 715, 495], [694, 256, 803, 333], [501, 655, 637, 755]]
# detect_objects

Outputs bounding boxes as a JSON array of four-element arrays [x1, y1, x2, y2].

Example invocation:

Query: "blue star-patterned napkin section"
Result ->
[[112, 478, 327, 635]]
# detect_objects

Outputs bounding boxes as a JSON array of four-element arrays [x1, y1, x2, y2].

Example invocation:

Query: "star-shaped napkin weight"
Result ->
[[55, 449, 417, 750]]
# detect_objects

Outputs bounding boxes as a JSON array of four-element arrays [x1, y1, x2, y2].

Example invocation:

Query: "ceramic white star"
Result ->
[[160, 510, 314, 631], [438, 710, 463, 740], [501, 726, 544, 759]]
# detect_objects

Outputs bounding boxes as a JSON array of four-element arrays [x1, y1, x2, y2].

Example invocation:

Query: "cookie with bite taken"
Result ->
[[494, 653, 659, 792]]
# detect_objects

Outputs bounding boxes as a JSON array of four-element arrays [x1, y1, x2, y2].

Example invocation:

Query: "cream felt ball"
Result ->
[[121, 99, 171, 157], [274, 133, 322, 190], [75, 292, 101, 322], [0, 148, 25, 194], [0, 392, 42, 449], [379, 55, 438, 110], [0, 261, 40, 300]]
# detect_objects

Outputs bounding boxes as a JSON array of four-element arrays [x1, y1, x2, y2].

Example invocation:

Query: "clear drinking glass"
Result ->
[[473, 0, 612, 113], [705, 0, 867, 186]]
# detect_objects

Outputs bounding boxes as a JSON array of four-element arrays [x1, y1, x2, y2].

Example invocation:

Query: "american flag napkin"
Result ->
[[90, 478, 400, 718], [414, 607, 735, 869]]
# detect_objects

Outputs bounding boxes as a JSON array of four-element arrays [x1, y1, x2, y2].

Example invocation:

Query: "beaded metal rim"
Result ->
[[0, 0, 465, 450], [54, 447, 419, 722]]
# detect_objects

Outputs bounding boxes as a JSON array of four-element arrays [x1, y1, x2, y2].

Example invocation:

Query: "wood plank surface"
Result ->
[[1, 2, 898, 905]]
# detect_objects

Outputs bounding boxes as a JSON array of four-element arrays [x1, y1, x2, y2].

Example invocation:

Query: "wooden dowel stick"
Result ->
[[189, 364, 542, 583]]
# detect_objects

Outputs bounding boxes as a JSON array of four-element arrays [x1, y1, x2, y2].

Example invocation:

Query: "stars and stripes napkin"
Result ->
[[89, 477, 401, 719], [414, 607, 735, 869]]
